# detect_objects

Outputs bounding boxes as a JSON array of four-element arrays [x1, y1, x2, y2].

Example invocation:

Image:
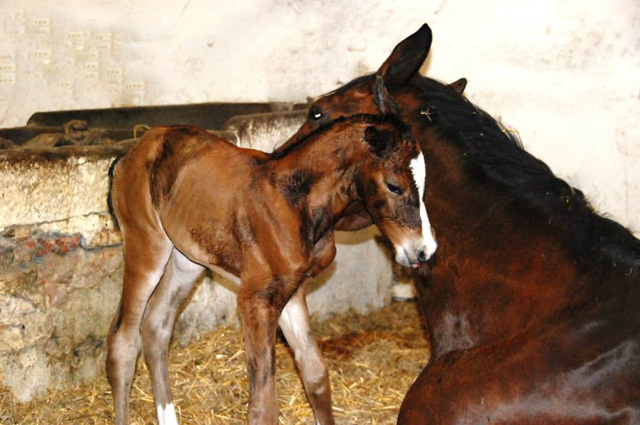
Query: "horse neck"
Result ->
[[394, 82, 639, 353], [269, 132, 363, 217], [414, 126, 595, 349]]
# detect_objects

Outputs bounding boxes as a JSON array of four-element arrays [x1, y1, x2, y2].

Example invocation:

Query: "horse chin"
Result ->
[[395, 250, 418, 268]]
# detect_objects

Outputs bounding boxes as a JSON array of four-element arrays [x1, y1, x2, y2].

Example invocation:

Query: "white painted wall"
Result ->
[[1, 0, 638, 232]]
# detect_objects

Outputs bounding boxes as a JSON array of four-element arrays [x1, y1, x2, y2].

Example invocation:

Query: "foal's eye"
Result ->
[[386, 183, 403, 195], [308, 105, 323, 121]]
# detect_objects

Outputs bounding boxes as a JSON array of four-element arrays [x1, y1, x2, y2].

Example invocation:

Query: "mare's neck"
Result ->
[[414, 126, 586, 353]]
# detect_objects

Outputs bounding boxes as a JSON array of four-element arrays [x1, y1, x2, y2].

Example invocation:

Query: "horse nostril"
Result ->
[[418, 249, 428, 263]]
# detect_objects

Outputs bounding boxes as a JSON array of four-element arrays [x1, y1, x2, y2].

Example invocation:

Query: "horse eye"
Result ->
[[308, 105, 323, 121], [386, 183, 403, 195]]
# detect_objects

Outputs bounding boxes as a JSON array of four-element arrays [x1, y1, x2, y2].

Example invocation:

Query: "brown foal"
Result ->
[[106, 114, 436, 425]]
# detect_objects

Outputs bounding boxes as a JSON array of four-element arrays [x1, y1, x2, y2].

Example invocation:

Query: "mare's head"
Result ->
[[346, 115, 436, 265], [284, 23, 465, 143], [289, 24, 449, 139]]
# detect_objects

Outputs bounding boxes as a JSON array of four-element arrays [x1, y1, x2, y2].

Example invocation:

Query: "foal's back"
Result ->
[[112, 125, 267, 269], [119, 125, 263, 203]]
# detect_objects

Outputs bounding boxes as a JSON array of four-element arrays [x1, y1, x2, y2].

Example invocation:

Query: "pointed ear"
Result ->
[[364, 126, 392, 156], [376, 24, 433, 89], [448, 77, 467, 95], [373, 24, 432, 114]]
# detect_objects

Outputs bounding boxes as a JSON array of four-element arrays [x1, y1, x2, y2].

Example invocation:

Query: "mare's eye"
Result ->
[[308, 105, 323, 121], [386, 183, 403, 195]]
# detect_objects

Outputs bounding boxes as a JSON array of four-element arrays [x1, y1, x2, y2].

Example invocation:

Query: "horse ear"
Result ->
[[364, 126, 392, 156], [376, 24, 433, 89], [449, 78, 467, 95], [373, 24, 432, 114]]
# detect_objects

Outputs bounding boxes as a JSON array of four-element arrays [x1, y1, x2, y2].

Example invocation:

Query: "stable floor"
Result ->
[[1, 302, 430, 424]]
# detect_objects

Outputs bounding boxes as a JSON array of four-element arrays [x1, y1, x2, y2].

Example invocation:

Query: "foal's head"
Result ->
[[346, 116, 436, 266]]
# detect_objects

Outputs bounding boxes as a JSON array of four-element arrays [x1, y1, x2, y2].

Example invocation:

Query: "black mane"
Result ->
[[412, 76, 640, 279]]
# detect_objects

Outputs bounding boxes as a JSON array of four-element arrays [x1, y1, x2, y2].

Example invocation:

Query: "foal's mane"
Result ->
[[412, 76, 640, 279], [270, 113, 409, 160]]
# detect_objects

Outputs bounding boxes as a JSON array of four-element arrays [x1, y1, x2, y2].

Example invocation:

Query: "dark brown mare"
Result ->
[[106, 114, 437, 425], [279, 24, 640, 424]]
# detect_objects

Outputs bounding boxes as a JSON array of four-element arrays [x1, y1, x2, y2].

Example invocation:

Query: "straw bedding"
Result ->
[[0, 301, 430, 424]]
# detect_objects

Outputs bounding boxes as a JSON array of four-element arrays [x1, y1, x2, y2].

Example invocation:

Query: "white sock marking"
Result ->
[[157, 402, 178, 425], [410, 151, 438, 258]]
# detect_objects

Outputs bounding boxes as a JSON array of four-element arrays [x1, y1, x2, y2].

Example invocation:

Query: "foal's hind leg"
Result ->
[[106, 229, 173, 425], [141, 248, 204, 425], [279, 288, 335, 425]]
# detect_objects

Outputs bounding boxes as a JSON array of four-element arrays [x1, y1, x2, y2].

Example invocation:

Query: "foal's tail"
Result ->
[[107, 155, 123, 230]]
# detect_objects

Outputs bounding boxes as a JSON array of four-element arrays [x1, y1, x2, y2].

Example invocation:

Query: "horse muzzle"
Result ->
[[395, 242, 436, 268]]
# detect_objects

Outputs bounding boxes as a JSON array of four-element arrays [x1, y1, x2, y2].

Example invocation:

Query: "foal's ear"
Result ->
[[376, 24, 433, 89], [448, 77, 467, 95], [374, 24, 433, 114], [364, 126, 393, 156]]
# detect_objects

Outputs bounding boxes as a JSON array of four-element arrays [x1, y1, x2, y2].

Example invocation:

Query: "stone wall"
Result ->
[[0, 112, 394, 402]]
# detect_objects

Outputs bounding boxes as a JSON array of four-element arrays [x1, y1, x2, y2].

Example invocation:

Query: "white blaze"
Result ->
[[410, 151, 438, 259], [157, 403, 178, 425]]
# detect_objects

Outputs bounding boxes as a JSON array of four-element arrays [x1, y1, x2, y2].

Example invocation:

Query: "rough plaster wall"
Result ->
[[427, 1, 640, 235], [1, 1, 637, 233]]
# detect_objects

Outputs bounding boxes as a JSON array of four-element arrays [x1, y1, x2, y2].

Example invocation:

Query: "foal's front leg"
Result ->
[[238, 272, 302, 425], [276, 233, 335, 424], [279, 287, 334, 425]]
